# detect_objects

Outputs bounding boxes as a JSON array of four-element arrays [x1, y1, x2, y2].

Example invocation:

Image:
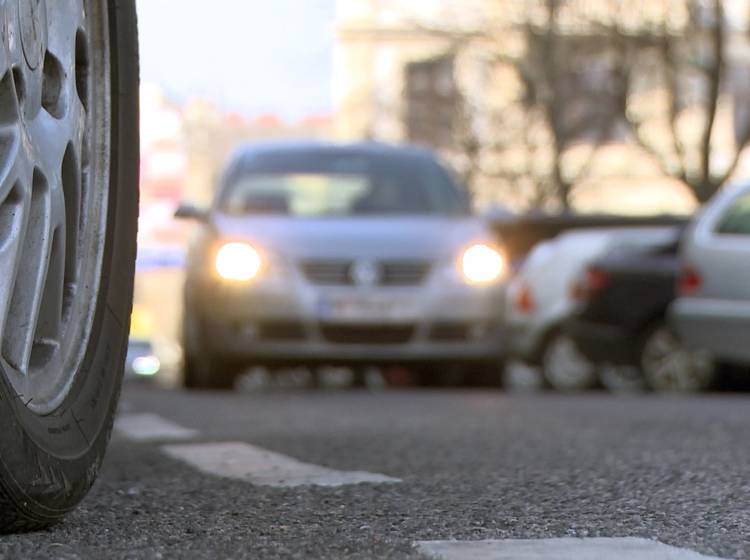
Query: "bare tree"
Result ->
[[406, 0, 628, 210], [512, 0, 627, 209], [621, 0, 750, 202], [402, 0, 749, 208]]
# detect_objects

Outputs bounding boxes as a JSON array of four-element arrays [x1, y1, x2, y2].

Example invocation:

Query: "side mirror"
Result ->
[[174, 202, 209, 222]]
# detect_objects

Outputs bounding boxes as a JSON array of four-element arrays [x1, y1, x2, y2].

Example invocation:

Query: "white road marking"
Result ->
[[161, 442, 402, 488], [416, 538, 730, 560], [115, 413, 199, 442]]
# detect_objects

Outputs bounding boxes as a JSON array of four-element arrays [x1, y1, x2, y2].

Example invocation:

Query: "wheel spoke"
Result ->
[[0, 3, 29, 356], [44, 0, 85, 63], [29, 179, 66, 368], [0, 6, 8, 78], [1, 168, 54, 374]]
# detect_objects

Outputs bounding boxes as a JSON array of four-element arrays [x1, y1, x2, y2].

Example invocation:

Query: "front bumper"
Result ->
[[195, 279, 506, 366]]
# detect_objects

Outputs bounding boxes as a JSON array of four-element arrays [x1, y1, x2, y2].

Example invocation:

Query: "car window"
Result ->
[[220, 151, 469, 217], [715, 191, 750, 236]]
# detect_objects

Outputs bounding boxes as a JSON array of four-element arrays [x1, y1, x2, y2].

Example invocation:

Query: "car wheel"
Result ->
[[183, 350, 238, 390], [182, 313, 238, 390], [0, 0, 138, 532], [598, 364, 646, 394], [641, 325, 715, 393], [541, 332, 598, 392], [503, 360, 544, 392]]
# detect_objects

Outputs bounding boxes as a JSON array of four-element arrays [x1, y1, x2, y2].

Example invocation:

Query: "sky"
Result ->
[[136, 0, 337, 122]]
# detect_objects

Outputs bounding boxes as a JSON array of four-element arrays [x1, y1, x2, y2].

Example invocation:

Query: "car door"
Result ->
[[694, 187, 750, 300], [683, 186, 750, 361]]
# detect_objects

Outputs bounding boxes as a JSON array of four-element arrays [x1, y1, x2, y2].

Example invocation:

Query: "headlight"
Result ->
[[215, 242, 262, 282], [132, 355, 161, 377], [460, 243, 506, 285]]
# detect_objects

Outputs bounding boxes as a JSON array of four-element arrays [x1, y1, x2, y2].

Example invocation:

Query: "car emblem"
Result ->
[[350, 260, 381, 287]]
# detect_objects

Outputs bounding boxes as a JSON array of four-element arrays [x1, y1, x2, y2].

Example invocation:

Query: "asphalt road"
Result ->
[[1, 382, 749, 559]]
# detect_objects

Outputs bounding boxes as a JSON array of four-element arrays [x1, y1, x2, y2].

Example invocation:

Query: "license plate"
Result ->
[[319, 295, 415, 322]]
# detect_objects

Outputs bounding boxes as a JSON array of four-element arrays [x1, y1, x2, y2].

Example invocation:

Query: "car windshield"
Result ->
[[219, 150, 469, 217]]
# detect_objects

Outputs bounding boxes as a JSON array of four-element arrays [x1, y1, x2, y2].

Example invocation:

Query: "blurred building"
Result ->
[[181, 100, 333, 207], [333, 0, 750, 213]]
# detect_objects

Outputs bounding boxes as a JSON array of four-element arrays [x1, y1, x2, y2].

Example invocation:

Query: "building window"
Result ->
[[405, 56, 459, 148]]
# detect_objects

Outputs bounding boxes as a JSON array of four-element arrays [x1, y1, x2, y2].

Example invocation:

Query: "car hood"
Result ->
[[211, 215, 493, 261]]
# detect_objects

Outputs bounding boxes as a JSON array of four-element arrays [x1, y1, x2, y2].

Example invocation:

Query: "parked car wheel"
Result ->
[[0, 0, 138, 532], [541, 332, 598, 392], [599, 365, 646, 393], [640, 324, 715, 393]]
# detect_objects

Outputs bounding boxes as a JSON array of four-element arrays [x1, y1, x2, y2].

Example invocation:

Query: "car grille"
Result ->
[[301, 261, 350, 285], [320, 324, 416, 344], [301, 260, 431, 286], [381, 262, 431, 286], [429, 323, 471, 342], [257, 321, 306, 341]]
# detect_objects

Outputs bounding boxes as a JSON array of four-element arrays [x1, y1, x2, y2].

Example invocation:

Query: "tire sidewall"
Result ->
[[542, 331, 597, 391]]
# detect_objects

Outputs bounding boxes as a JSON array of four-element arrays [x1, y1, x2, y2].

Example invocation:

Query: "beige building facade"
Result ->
[[333, 0, 750, 214]]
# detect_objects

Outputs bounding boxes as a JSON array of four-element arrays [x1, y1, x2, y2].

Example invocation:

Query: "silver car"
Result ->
[[177, 142, 507, 389], [671, 182, 750, 365]]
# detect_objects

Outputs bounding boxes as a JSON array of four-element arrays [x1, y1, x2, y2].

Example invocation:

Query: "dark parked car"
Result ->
[[566, 231, 715, 392]]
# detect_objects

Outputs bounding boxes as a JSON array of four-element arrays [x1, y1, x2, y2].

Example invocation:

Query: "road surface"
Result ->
[[1, 382, 748, 559]]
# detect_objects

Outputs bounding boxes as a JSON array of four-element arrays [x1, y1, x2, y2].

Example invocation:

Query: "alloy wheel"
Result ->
[[0, 0, 110, 413], [641, 326, 715, 393], [543, 333, 597, 391]]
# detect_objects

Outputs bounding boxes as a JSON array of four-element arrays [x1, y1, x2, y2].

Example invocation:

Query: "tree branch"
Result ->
[[659, 31, 689, 183], [628, 118, 676, 178], [699, 0, 725, 197]]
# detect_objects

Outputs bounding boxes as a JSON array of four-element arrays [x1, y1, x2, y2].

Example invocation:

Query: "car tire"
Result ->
[[541, 332, 598, 392], [0, 0, 138, 533], [598, 364, 646, 394], [640, 324, 715, 393], [182, 313, 238, 390]]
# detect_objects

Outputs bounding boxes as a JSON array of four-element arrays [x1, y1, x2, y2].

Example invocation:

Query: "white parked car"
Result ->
[[506, 227, 680, 391]]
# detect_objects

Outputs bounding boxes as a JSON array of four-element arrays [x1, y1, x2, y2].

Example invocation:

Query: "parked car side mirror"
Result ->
[[174, 202, 209, 221]]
